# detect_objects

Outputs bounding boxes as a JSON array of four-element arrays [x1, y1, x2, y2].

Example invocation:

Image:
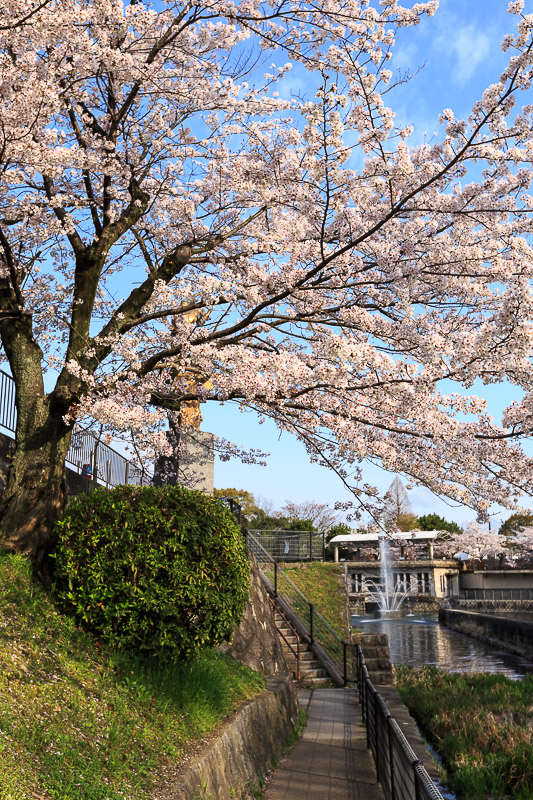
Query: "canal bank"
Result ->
[[439, 607, 533, 660], [352, 613, 533, 677]]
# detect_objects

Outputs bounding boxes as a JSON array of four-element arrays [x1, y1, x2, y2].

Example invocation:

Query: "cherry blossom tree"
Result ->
[[4, 0, 533, 573], [438, 522, 508, 562]]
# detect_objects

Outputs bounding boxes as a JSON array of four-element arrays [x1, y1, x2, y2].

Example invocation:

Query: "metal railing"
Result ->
[[0, 368, 146, 488], [268, 595, 301, 680], [219, 497, 243, 525], [67, 429, 145, 488], [250, 529, 324, 561], [247, 530, 352, 685], [356, 646, 446, 800], [459, 588, 533, 600]]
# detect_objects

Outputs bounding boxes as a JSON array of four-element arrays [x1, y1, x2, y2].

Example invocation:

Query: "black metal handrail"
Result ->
[[267, 594, 301, 680], [246, 530, 352, 685], [355, 645, 446, 800]]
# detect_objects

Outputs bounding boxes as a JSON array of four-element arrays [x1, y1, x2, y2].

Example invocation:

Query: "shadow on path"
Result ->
[[264, 687, 386, 800]]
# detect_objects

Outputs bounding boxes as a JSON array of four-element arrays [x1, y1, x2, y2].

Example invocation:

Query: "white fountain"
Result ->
[[365, 536, 416, 615]]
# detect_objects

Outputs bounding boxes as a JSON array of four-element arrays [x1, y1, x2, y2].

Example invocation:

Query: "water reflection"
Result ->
[[355, 615, 533, 679]]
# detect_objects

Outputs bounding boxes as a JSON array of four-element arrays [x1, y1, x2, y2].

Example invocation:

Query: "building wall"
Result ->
[[459, 570, 533, 590], [346, 559, 458, 607], [153, 431, 214, 495]]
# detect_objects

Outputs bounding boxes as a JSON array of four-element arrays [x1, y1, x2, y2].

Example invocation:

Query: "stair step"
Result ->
[[282, 647, 314, 661], [295, 675, 331, 686]]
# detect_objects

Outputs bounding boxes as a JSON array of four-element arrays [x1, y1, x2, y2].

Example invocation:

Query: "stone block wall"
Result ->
[[154, 674, 298, 800]]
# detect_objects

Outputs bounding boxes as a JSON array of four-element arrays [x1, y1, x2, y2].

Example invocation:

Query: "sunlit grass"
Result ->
[[263, 562, 348, 665], [0, 551, 265, 800], [395, 665, 533, 800]]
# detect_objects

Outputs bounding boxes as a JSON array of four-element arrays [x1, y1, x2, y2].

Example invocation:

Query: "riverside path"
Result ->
[[264, 687, 386, 800]]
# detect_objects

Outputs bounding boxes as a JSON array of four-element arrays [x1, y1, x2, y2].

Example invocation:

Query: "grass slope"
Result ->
[[395, 666, 533, 800], [277, 562, 348, 639], [0, 552, 264, 800]]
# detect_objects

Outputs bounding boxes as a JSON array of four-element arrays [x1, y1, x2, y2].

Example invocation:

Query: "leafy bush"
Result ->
[[53, 485, 250, 661]]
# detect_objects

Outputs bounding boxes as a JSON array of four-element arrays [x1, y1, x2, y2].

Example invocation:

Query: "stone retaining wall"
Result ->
[[155, 673, 299, 800], [439, 607, 533, 659], [447, 598, 533, 612]]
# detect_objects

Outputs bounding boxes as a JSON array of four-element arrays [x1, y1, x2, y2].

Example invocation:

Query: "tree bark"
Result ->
[[0, 315, 74, 578], [0, 393, 72, 579]]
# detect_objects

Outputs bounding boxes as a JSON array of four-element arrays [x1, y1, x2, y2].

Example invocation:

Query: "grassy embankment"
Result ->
[[395, 666, 533, 800], [263, 562, 349, 662], [0, 551, 265, 800]]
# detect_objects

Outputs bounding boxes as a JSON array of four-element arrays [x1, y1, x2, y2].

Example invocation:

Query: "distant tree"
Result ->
[[499, 512, 533, 538], [325, 522, 352, 561], [417, 514, 462, 534], [439, 523, 507, 562], [328, 522, 352, 541], [383, 478, 413, 530], [396, 513, 418, 532], [246, 509, 290, 531], [287, 518, 316, 532], [280, 501, 341, 533], [213, 488, 258, 518]]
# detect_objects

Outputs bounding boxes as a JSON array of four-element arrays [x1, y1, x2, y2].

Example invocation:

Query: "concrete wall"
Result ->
[[459, 570, 533, 590], [153, 430, 214, 495], [439, 607, 533, 659], [157, 674, 298, 800]]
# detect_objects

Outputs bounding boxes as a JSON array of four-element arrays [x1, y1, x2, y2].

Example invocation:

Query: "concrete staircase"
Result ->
[[275, 617, 330, 686]]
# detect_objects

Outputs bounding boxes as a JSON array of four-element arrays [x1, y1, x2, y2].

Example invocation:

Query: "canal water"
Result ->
[[352, 614, 533, 679]]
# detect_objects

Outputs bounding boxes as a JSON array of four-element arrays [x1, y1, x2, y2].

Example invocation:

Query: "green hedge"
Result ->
[[53, 485, 249, 661]]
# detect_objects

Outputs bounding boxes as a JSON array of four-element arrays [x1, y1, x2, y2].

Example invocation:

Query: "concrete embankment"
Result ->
[[155, 673, 299, 800], [439, 607, 533, 659]]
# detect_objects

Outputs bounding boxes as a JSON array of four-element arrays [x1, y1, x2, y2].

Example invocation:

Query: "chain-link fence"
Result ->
[[247, 530, 347, 675], [249, 529, 324, 561]]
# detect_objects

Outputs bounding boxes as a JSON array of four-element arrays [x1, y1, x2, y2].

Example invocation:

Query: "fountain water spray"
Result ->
[[366, 536, 415, 614]]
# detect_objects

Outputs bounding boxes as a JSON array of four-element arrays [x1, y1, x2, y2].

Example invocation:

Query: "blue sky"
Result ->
[[203, 0, 533, 528]]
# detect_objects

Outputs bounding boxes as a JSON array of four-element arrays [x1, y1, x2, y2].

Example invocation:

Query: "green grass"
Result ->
[[264, 562, 348, 665], [395, 666, 533, 800], [0, 551, 265, 800], [268, 563, 348, 637]]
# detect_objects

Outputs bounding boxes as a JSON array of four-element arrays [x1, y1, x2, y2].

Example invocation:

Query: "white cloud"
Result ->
[[446, 24, 492, 85]]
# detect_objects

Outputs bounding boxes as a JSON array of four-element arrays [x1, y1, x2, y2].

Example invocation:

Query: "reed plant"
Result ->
[[395, 665, 533, 800]]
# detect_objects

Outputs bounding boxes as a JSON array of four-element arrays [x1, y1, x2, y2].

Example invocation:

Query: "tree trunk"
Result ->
[[0, 398, 72, 578], [0, 311, 76, 577]]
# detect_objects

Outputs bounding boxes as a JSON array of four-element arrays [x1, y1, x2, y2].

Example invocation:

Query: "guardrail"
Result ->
[[0, 368, 147, 488], [356, 645, 446, 800], [246, 530, 352, 685], [459, 588, 533, 600]]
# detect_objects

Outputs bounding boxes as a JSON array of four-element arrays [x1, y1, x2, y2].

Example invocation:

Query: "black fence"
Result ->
[[246, 530, 348, 683], [356, 646, 445, 800], [0, 368, 146, 488]]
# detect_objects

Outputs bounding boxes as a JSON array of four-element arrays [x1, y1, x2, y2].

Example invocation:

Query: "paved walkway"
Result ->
[[264, 688, 386, 800]]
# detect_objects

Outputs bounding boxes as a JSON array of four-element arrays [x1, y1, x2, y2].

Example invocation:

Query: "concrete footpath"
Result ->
[[263, 688, 386, 800]]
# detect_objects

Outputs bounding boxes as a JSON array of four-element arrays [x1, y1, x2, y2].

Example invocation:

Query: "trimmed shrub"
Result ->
[[53, 484, 250, 661]]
